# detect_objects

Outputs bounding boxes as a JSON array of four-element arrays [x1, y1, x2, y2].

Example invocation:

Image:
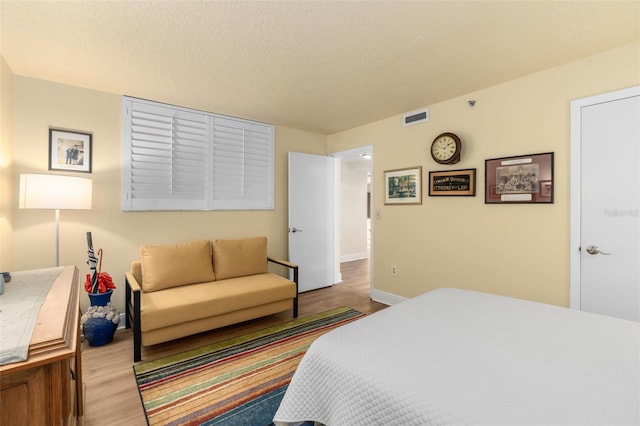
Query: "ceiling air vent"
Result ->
[[403, 108, 430, 127]]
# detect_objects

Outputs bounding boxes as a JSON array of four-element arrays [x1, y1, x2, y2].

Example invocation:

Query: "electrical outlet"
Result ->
[[391, 265, 397, 276]]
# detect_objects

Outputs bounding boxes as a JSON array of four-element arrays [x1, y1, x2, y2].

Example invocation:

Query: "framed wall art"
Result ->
[[49, 128, 92, 173], [485, 152, 553, 204], [429, 168, 476, 196], [384, 166, 422, 205]]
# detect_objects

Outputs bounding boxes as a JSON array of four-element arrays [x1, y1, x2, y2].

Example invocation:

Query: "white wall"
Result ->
[[340, 161, 368, 262]]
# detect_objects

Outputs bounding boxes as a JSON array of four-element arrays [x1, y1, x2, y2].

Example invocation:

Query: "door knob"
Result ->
[[586, 245, 610, 255], [290, 227, 303, 233]]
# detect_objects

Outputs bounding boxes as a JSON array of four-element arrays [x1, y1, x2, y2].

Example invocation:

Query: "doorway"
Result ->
[[332, 146, 374, 294]]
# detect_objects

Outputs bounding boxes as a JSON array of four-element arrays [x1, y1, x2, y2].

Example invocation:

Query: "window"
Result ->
[[122, 97, 274, 211]]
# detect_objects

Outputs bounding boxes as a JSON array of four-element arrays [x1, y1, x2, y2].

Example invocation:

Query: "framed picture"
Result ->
[[429, 168, 476, 196], [485, 152, 554, 204], [49, 128, 92, 173], [384, 166, 422, 205]]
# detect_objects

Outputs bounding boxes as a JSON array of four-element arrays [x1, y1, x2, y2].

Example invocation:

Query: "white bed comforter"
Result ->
[[274, 288, 640, 425]]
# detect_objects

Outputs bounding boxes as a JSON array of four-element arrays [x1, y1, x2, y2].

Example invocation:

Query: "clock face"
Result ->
[[431, 133, 461, 164]]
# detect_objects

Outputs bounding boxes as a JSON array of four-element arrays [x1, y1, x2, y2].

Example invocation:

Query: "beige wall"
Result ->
[[328, 42, 640, 307], [9, 75, 327, 312], [0, 57, 14, 271], [5, 41, 639, 313]]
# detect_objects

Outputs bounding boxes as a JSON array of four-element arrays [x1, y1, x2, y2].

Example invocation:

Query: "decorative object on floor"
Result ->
[[81, 232, 119, 346], [133, 306, 365, 426], [18, 174, 92, 266]]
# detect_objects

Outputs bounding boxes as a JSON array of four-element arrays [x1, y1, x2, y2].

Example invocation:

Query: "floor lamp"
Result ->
[[19, 174, 93, 267]]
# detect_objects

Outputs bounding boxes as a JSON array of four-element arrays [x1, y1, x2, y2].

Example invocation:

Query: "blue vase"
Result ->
[[83, 290, 119, 346], [88, 290, 113, 306]]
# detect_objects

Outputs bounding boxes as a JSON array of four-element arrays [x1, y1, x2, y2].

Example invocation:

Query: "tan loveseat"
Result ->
[[125, 237, 298, 362]]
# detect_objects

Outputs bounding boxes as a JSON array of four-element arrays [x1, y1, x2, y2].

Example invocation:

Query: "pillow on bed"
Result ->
[[140, 239, 215, 292], [212, 237, 268, 280]]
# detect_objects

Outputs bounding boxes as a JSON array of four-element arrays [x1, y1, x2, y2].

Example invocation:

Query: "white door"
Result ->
[[571, 86, 640, 322], [288, 152, 337, 292]]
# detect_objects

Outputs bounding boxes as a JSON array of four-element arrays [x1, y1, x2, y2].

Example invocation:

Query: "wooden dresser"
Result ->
[[0, 266, 84, 425]]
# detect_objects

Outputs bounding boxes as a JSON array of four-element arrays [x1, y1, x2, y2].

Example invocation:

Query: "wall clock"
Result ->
[[430, 132, 461, 165]]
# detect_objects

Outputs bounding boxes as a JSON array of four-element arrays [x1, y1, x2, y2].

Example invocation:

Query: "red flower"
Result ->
[[84, 272, 116, 294]]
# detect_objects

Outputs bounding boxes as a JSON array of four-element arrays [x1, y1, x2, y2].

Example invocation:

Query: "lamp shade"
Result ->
[[19, 174, 92, 210]]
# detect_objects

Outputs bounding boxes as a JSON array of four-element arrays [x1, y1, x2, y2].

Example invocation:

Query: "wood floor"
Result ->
[[81, 258, 386, 425]]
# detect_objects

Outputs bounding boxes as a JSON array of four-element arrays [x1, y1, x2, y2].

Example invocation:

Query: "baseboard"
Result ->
[[371, 289, 407, 306], [340, 252, 369, 263], [117, 312, 127, 329]]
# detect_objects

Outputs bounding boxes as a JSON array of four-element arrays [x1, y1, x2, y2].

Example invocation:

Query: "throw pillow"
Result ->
[[140, 239, 215, 292], [212, 236, 268, 280]]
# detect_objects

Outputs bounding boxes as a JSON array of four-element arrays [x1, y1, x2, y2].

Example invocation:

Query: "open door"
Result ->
[[288, 152, 337, 292]]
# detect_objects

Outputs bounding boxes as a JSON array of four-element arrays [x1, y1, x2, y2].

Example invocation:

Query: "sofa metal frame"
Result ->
[[125, 256, 299, 362]]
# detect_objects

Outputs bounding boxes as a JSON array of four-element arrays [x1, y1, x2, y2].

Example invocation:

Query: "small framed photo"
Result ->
[[485, 152, 553, 204], [49, 128, 92, 173], [384, 166, 422, 205], [429, 168, 476, 196]]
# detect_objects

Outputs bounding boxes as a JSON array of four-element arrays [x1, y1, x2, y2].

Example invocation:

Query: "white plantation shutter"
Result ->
[[123, 100, 209, 210], [122, 97, 274, 211], [212, 116, 273, 209]]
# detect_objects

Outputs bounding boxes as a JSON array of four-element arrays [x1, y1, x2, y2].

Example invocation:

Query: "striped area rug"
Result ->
[[134, 306, 365, 425]]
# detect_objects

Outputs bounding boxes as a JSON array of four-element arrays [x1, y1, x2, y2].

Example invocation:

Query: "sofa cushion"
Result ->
[[140, 273, 296, 331], [140, 239, 215, 292], [212, 237, 268, 280]]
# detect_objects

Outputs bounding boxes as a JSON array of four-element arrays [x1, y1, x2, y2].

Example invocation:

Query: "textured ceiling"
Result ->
[[1, 1, 639, 134]]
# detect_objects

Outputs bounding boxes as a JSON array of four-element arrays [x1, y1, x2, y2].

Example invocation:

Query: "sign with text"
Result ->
[[429, 169, 476, 196]]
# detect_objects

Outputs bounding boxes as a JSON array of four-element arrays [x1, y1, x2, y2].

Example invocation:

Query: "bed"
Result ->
[[273, 288, 639, 425]]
